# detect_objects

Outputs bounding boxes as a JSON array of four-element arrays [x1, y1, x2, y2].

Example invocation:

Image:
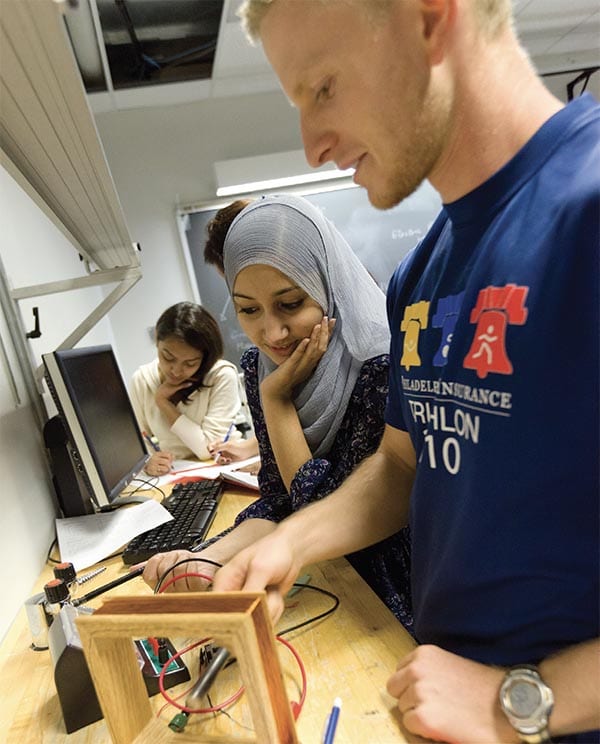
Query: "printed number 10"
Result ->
[[423, 433, 461, 475]]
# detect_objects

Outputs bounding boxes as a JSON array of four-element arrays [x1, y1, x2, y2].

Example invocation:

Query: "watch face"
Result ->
[[501, 668, 554, 737], [509, 680, 543, 718]]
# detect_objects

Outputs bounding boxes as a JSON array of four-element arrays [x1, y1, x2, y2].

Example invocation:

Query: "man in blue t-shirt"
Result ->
[[213, 1, 600, 741]]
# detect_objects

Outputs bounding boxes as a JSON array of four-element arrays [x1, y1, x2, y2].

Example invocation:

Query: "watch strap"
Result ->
[[519, 731, 551, 744]]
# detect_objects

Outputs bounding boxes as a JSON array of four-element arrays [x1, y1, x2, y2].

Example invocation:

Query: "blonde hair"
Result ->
[[473, 0, 513, 38], [237, 0, 513, 44], [237, 0, 275, 43], [237, 0, 383, 42]]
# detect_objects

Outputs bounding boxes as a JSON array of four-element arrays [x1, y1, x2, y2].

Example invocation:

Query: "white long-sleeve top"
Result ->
[[129, 358, 242, 460]]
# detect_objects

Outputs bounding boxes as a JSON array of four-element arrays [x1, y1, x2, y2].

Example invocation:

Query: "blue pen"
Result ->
[[214, 421, 235, 462], [323, 697, 341, 744], [142, 430, 160, 452]]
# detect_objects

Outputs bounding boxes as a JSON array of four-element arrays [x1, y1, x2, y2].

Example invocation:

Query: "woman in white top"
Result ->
[[130, 301, 242, 476]]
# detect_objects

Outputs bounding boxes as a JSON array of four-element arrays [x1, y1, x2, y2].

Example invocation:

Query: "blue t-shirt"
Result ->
[[385, 93, 599, 681]]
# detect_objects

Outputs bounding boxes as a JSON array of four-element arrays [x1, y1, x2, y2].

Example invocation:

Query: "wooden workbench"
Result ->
[[0, 488, 415, 743]]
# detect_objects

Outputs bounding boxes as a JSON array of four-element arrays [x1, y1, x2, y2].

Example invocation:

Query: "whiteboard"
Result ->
[[182, 181, 442, 366]]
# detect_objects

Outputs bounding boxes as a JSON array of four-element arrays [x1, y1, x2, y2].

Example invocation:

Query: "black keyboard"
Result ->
[[122, 479, 224, 564]]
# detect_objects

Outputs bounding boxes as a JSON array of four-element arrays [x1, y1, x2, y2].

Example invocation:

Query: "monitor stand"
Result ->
[[98, 494, 151, 511]]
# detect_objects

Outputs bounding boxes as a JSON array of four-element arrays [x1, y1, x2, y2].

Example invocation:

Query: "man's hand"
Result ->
[[140, 549, 216, 592], [387, 645, 517, 743], [212, 531, 303, 622]]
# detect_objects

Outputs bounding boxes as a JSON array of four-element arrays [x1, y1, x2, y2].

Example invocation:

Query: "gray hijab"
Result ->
[[223, 194, 389, 457]]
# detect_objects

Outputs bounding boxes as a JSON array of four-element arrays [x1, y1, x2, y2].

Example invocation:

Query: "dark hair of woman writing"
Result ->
[[154, 302, 224, 405]]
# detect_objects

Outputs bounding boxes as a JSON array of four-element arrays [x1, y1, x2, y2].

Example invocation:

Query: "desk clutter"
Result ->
[[25, 564, 191, 733], [9, 491, 416, 743], [49, 605, 190, 733], [54, 478, 226, 571], [122, 479, 224, 564], [23, 558, 341, 741]]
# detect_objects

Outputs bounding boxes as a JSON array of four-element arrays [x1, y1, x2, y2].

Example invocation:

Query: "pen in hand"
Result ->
[[142, 430, 161, 452], [323, 697, 341, 744], [213, 421, 235, 463]]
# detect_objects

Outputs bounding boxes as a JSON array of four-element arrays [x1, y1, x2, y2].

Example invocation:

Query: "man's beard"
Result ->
[[368, 85, 451, 211]]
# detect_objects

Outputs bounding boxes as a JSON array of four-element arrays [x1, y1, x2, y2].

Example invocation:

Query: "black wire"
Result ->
[[154, 560, 340, 629], [206, 691, 255, 731], [154, 557, 224, 593], [565, 66, 599, 101], [278, 582, 340, 636], [46, 537, 60, 564], [154, 562, 340, 632], [127, 476, 168, 503]]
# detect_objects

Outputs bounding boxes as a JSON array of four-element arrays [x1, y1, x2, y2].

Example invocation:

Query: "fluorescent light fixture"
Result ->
[[214, 149, 354, 197]]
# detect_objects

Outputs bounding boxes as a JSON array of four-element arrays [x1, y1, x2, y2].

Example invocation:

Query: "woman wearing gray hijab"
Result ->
[[144, 194, 412, 630]]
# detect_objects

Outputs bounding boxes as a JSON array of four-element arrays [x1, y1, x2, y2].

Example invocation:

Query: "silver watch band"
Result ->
[[519, 731, 551, 744]]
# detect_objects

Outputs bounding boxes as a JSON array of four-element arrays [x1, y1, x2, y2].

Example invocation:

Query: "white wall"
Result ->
[[94, 90, 302, 383], [0, 165, 117, 640]]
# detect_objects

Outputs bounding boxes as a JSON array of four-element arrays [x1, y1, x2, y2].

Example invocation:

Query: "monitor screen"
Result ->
[[43, 345, 148, 511]]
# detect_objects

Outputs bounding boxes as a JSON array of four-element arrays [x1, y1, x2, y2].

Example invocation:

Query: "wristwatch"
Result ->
[[499, 665, 554, 743]]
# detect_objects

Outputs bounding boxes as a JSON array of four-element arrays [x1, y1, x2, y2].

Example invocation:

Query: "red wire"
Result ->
[[158, 571, 214, 592], [155, 572, 307, 720], [276, 635, 307, 715], [157, 638, 244, 714]]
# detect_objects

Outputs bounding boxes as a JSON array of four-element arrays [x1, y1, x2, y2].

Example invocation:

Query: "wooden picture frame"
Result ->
[[76, 592, 298, 744]]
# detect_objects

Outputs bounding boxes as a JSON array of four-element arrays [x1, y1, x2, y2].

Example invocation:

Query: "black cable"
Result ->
[[126, 477, 168, 503], [46, 538, 60, 564], [154, 562, 340, 633], [566, 66, 599, 101], [154, 557, 224, 594], [206, 691, 255, 731], [278, 582, 340, 636]]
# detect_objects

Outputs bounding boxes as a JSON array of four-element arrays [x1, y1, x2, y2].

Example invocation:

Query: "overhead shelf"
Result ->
[[0, 0, 139, 272], [0, 0, 142, 415]]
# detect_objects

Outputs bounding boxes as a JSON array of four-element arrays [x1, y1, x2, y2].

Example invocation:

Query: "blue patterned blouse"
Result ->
[[229, 346, 413, 631]]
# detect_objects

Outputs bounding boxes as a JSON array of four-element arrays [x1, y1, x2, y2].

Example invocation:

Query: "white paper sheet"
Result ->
[[55, 500, 173, 571]]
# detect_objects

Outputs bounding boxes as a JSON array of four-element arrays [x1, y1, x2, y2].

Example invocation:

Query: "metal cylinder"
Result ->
[[24, 592, 51, 650]]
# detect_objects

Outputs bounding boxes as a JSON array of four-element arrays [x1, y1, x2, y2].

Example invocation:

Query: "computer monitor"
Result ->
[[42, 345, 149, 514]]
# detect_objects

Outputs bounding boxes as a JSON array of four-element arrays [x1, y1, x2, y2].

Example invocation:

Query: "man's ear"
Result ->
[[419, 0, 456, 66]]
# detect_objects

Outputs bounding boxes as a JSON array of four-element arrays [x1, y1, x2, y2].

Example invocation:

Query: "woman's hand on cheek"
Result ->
[[155, 379, 193, 404], [288, 315, 336, 383], [261, 317, 336, 400]]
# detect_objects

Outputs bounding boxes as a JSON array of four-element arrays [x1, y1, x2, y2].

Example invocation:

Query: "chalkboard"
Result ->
[[182, 181, 441, 366]]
